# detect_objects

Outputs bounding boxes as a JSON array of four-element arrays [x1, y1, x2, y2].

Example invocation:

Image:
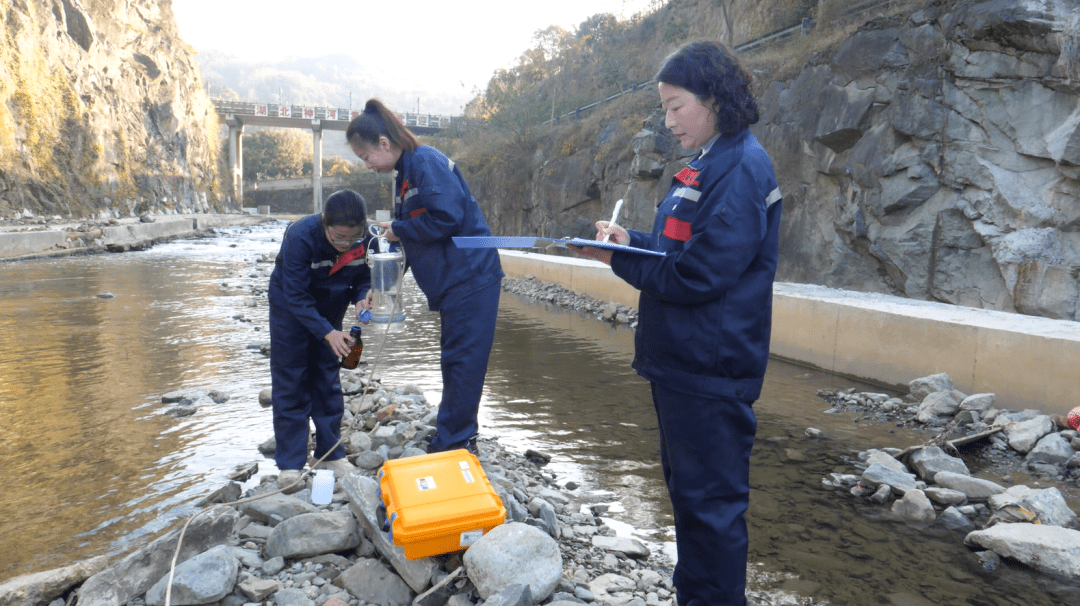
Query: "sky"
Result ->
[[171, 0, 659, 115]]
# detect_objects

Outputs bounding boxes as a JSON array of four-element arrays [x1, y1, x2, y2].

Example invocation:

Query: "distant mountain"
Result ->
[[194, 50, 472, 116]]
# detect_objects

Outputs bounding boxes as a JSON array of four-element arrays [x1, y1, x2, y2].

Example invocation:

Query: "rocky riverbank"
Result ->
[[0, 372, 825, 606]]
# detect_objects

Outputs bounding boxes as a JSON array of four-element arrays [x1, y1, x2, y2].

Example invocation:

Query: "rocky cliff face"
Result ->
[[759, 0, 1080, 320], [0, 0, 224, 219], [473, 0, 1080, 322]]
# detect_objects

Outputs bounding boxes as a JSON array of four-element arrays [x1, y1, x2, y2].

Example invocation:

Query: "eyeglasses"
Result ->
[[325, 227, 363, 246]]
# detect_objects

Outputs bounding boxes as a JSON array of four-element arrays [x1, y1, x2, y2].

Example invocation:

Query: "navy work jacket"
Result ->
[[391, 146, 503, 310], [268, 214, 372, 339], [611, 130, 783, 402]]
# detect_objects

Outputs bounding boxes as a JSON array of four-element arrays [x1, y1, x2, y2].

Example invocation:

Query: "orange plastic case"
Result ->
[[377, 449, 506, 559]]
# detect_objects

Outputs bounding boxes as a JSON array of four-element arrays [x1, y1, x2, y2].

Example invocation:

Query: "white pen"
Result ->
[[603, 199, 624, 243]]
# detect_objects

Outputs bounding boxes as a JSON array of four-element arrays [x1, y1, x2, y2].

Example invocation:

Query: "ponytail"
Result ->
[[346, 99, 420, 152]]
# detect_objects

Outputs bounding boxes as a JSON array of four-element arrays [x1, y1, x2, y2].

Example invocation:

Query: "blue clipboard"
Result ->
[[452, 236, 666, 257]]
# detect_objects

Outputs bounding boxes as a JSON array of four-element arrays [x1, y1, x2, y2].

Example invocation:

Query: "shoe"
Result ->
[[278, 469, 304, 494], [314, 457, 357, 478], [428, 435, 480, 457], [464, 437, 480, 457]]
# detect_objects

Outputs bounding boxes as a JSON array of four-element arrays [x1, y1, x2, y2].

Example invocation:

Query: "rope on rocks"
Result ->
[[161, 245, 408, 606]]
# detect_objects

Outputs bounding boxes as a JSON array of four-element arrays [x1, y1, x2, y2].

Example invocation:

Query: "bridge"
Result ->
[[214, 99, 456, 211]]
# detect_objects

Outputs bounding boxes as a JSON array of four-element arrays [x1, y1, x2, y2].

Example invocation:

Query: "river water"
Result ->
[[0, 222, 1076, 605]]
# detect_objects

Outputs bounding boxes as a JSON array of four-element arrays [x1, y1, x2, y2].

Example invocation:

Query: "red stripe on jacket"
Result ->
[[663, 217, 692, 242], [328, 244, 366, 276]]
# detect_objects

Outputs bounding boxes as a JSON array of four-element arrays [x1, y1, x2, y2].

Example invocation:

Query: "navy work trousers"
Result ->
[[428, 279, 501, 451], [269, 308, 347, 470], [652, 383, 757, 606]]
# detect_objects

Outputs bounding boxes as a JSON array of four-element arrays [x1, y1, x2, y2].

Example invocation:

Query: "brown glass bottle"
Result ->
[[341, 325, 363, 369]]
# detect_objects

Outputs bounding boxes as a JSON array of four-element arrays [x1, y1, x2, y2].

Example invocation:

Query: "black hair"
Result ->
[[346, 99, 420, 152], [655, 40, 759, 136], [321, 190, 367, 228]]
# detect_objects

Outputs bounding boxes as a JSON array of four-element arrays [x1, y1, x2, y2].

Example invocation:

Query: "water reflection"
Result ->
[[1, 224, 1077, 605]]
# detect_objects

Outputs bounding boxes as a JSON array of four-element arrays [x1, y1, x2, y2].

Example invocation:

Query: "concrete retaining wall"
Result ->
[[0, 231, 66, 258], [499, 250, 1079, 413], [0, 215, 275, 260]]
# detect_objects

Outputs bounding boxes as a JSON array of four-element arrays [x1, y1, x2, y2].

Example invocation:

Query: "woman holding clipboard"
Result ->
[[573, 40, 782, 606]]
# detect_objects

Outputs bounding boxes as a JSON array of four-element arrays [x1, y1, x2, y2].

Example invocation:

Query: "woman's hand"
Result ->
[[595, 221, 629, 245], [357, 290, 373, 312], [568, 245, 614, 265], [324, 330, 352, 358], [375, 222, 400, 242]]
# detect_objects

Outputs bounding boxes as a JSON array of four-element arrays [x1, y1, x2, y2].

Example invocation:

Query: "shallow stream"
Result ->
[[0, 222, 1076, 605]]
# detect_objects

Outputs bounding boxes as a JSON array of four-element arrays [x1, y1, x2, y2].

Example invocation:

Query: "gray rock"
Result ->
[[479, 584, 531, 606], [0, 555, 110, 606], [77, 506, 239, 606], [265, 510, 361, 560], [916, 391, 962, 424], [938, 506, 975, 530], [354, 450, 386, 470], [259, 388, 273, 407], [501, 492, 529, 523], [334, 559, 412, 606], [1004, 415, 1055, 453], [225, 546, 262, 569], [340, 473, 437, 594], [262, 556, 285, 576], [988, 485, 1078, 528], [992, 409, 1044, 427], [965, 524, 1080, 578], [865, 450, 907, 473], [910, 446, 970, 481], [463, 522, 562, 602], [591, 536, 651, 560], [162, 390, 187, 403], [923, 486, 967, 507], [587, 574, 636, 606], [529, 498, 559, 537], [891, 489, 937, 524], [238, 523, 272, 541], [933, 471, 1005, 501], [869, 484, 893, 504], [908, 374, 954, 400], [239, 493, 320, 526], [958, 393, 995, 412], [860, 463, 918, 495], [1025, 432, 1075, 465], [272, 588, 314, 606], [145, 545, 239, 606], [237, 574, 281, 602]]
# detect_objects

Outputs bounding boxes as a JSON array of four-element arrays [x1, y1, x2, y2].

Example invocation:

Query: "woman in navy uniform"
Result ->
[[574, 41, 782, 606], [268, 190, 372, 489], [347, 99, 503, 454]]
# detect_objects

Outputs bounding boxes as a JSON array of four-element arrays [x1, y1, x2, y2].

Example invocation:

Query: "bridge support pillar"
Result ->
[[311, 119, 323, 213], [226, 115, 245, 204]]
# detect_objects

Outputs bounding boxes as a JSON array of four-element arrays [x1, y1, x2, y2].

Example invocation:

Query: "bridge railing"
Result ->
[[213, 99, 455, 130]]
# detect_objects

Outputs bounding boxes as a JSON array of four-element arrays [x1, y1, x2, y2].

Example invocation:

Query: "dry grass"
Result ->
[[746, 0, 930, 81]]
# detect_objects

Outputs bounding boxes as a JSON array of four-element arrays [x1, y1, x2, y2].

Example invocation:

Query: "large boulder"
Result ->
[[76, 506, 239, 606], [265, 510, 361, 560], [144, 545, 238, 606], [0, 556, 110, 606], [965, 524, 1080, 579], [463, 523, 562, 603]]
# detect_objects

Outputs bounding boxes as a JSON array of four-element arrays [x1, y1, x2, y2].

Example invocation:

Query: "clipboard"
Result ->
[[452, 236, 666, 257]]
